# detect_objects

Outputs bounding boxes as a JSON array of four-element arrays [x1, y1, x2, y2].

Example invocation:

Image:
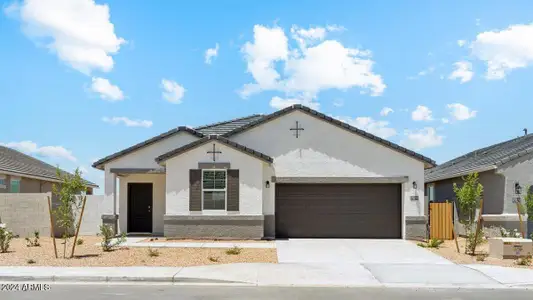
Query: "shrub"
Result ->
[[453, 172, 484, 255], [515, 254, 532, 266], [147, 248, 160, 257], [99, 225, 126, 252], [466, 230, 487, 254], [208, 256, 219, 262], [499, 227, 522, 238], [476, 253, 488, 262], [417, 238, 443, 249], [25, 230, 40, 247], [0, 225, 14, 253], [76, 238, 84, 245], [26, 259, 36, 265], [225, 246, 242, 255]]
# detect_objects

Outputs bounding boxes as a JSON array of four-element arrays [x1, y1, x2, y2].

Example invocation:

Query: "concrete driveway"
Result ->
[[276, 239, 452, 264]]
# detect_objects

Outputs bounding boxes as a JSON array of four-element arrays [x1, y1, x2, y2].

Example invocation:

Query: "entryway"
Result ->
[[127, 183, 153, 233]]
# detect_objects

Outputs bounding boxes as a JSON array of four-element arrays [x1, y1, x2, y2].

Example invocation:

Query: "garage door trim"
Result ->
[[273, 176, 408, 184]]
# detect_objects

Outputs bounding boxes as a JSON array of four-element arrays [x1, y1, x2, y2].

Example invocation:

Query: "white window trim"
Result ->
[[201, 169, 227, 212]]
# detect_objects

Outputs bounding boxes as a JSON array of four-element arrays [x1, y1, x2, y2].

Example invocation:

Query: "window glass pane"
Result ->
[[0, 179, 4, 185], [11, 180, 20, 193], [429, 185, 435, 201], [203, 191, 225, 210], [202, 171, 215, 189]]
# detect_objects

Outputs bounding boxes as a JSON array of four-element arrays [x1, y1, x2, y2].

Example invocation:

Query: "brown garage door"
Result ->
[[275, 184, 402, 238]]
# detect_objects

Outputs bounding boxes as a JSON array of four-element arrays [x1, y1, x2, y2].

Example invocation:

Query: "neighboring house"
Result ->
[[93, 105, 436, 240], [0, 146, 98, 194], [425, 133, 533, 232]]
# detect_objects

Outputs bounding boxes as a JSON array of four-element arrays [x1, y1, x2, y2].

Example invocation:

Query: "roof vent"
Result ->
[[524, 128, 528, 136]]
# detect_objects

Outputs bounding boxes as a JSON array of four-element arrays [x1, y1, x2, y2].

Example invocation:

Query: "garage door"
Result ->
[[275, 184, 402, 238]]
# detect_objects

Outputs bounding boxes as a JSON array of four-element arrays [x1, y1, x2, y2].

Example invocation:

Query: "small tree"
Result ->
[[453, 172, 484, 255], [525, 185, 533, 222], [52, 168, 87, 258]]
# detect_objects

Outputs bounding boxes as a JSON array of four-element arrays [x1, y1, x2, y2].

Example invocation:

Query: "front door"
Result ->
[[127, 183, 153, 233]]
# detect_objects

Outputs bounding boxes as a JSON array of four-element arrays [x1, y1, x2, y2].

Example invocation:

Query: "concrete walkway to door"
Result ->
[[276, 239, 452, 264]]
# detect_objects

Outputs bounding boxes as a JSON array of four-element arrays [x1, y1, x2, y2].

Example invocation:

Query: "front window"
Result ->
[[202, 170, 226, 210], [10, 178, 20, 193], [426, 183, 435, 201], [0, 177, 5, 189]]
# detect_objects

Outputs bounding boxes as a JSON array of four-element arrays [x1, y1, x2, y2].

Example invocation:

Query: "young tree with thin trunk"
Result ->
[[52, 168, 87, 258], [453, 172, 484, 255]]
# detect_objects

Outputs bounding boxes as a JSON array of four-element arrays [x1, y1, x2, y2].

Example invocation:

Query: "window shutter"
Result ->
[[227, 169, 239, 211], [189, 169, 202, 211]]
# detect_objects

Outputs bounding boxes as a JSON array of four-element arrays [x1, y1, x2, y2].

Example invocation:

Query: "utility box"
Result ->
[[488, 238, 532, 259]]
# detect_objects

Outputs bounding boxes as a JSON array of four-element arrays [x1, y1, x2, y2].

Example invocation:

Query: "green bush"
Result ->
[[225, 246, 242, 255], [76, 238, 84, 245], [515, 254, 532, 266], [147, 248, 160, 257], [476, 253, 488, 262], [99, 225, 126, 252], [208, 256, 219, 262], [0, 226, 14, 253], [466, 230, 487, 254], [25, 230, 40, 247], [26, 259, 36, 264], [417, 238, 443, 248]]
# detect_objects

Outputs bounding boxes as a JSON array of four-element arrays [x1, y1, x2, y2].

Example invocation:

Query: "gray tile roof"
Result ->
[[0, 146, 97, 187], [156, 135, 273, 163], [195, 114, 265, 135], [92, 127, 204, 169], [222, 104, 436, 167], [425, 134, 533, 182]]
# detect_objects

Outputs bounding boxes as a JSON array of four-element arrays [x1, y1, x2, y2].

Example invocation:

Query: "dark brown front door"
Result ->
[[275, 183, 402, 238], [128, 183, 153, 233]]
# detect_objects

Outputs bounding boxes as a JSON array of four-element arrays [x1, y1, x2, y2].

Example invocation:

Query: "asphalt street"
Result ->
[[1, 284, 532, 300]]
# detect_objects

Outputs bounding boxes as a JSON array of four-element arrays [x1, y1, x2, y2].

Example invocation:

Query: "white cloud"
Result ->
[[446, 103, 477, 121], [7, 0, 125, 74], [457, 40, 467, 47], [240, 24, 385, 100], [161, 79, 185, 104], [205, 43, 219, 64], [471, 24, 533, 80], [2, 141, 77, 161], [380, 107, 394, 116], [90, 77, 124, 101], [269, 96, 319, 111], [337, 116, 397, 139], [411, 105, 433, 121], [332, 99, 344, 107], [78, 165, 89, 175], [441, 118, 450, 124], [449, 61, 473, 83], [407, 66, 435, 80], [102, 116, 153, 128], [401, 127, 443, 150]]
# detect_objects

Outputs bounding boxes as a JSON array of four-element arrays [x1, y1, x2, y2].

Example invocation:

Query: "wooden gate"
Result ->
[[430, 202, 454, 240]]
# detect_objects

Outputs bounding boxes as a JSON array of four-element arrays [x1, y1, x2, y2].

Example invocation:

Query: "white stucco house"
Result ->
[[92, 105, 436, 239]]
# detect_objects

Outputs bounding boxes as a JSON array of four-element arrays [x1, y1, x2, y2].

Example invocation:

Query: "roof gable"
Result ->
[[92, 127, 204, 169], [156, 135, 273, 164], [223, 105, 436, 167], [425, 134, 533, 182]]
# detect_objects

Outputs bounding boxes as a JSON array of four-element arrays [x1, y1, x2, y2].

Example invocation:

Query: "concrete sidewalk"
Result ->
[[0, 263, 532, 289]]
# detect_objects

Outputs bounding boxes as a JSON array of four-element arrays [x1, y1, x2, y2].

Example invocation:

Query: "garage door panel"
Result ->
[[275, 183, 401, 238]]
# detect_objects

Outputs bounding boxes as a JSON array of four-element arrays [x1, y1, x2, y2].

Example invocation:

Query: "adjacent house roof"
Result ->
[[195, 114, 265, 135], [222, 104, 436, 167], [425, 134, 533, 182], [92, 127, 204, 170], [0, 146, 98, 187], [156, 135, 273, 164]]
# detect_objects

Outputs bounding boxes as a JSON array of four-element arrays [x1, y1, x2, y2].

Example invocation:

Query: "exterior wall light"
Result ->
[[412, 181, 418, 190], [265, 180, 270, 188], [515, 182, 522, 195]]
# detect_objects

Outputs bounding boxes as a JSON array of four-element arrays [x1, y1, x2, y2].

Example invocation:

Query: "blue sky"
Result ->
[[2, 0, 533, 193]]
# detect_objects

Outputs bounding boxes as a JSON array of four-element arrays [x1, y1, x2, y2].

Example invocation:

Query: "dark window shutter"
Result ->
[[227, 169, 239, 211], [189, 169, 202, 211]]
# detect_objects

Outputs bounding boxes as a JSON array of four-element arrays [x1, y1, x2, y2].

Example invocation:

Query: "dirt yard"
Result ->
[[420, 238, 533, 269], [140, 237, 271, 243], [0, 236, 278, 267]]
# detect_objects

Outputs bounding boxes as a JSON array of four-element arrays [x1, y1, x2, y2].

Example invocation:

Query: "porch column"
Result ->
[[103, 167, 118, 233]]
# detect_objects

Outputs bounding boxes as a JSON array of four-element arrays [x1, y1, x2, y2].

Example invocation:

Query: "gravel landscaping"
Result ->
[[420, 238, 533, 269], [0, 236, 278, 267], [140, 238, 271, 243]]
